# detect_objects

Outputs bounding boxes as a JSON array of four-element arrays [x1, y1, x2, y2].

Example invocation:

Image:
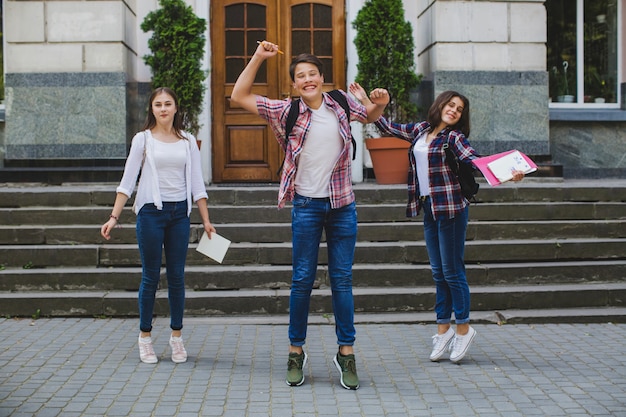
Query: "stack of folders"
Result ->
[[473, 150, 537, 186]]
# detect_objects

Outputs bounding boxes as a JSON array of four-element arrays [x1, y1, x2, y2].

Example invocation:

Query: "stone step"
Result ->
[[1, 219, 625, 245], [1, 260, 624, 292], [1, 180, 625, 319], [2, 180, 626, 208], [2, 238, 624, 268], [1, 282, 624, 318], [1, 201, 625, 226]]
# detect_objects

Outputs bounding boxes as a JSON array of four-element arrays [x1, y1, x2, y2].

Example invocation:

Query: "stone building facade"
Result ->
[[1, 0, 624, 181]]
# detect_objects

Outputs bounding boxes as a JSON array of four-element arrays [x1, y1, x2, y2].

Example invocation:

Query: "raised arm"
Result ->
[[349, 82, 389, 123], [230, 41, 280, 115]]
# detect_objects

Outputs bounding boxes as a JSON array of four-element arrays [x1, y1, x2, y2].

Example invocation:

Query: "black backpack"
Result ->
[[443, 143, 479, 200], [277, 90, 357, 175]]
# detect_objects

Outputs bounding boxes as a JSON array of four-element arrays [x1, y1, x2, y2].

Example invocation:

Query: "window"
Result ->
[[547, 0, 621, 106]]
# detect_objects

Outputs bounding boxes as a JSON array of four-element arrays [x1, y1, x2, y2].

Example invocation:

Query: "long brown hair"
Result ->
[[426, 91, 470, 137], [142, 87, 186, 139]]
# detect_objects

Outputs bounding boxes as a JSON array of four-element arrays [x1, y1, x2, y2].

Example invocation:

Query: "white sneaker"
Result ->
[[169, 336, 188, 363], [138, 336, 158, 364], [429, 327, 455, 361], [449, 326, 477, 363]]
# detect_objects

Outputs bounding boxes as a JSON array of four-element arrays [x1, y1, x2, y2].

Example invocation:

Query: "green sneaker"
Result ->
[[333, 351, 359, 390], [285, 351, 307, 386]]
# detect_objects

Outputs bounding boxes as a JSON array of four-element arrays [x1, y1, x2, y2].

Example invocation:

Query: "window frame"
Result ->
[[548, 0, 622, 109]]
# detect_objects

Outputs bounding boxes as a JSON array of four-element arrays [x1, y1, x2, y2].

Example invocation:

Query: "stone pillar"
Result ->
[[4, 0, 138, 163], [416, 0, 549, 156]]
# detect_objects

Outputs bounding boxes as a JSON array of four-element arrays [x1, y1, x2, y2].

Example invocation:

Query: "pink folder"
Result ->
[[473, 150, 537, 186]]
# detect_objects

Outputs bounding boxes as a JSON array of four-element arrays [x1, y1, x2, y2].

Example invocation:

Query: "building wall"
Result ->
[[2, 0, 625, 178], [415, 0, 549, 156], [4, 0, 138, 161]]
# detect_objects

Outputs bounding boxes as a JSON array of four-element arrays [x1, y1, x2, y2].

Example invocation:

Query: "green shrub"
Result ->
[[352, 0, 421, 123], [141, 0, 207, 135]]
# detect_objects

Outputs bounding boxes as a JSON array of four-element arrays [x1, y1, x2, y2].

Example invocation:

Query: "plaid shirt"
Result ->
[[374, 117, 480, 220], [256, 91, 368, 209]]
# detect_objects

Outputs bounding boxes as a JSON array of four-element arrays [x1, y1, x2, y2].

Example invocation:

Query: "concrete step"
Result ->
[[1, 261, 624, 292], [1, 180, 626, 207], [1, 201, 625, 226], [1, 219, 625, 245], [2, 238, 625, 268], [1, 282, 624, 318], [1, 180, 625, 320]]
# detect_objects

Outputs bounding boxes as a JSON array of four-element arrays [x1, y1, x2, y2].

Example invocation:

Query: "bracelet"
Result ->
[[109, 214, 119, 222]]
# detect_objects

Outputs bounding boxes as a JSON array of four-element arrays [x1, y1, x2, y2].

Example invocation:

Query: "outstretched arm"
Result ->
[[349, 82, 389, 122], [231, 41, 281, 115]]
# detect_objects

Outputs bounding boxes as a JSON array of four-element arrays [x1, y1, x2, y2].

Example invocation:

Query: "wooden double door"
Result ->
[[211, 0, 346, 183]]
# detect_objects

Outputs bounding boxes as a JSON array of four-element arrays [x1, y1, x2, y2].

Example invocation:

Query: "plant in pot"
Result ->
[[142, 0, 208, 147], [551, 60, 575, 103], [352, 0, 421, 184]]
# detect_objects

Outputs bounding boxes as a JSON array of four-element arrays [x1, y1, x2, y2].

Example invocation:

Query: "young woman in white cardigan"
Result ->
[[101, 87, 215, 364]]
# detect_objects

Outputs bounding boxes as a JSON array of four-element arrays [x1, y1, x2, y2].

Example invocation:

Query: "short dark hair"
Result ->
[[289, 54, 324, 81], [427, 91, 471, 137]]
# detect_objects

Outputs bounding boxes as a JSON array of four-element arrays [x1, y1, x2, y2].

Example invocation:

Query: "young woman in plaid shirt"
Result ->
[[351, 84, 524, 363]]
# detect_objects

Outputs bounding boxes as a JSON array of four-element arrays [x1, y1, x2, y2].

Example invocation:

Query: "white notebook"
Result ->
[[487, 150, 537, 183], [196, 231, 231, 264]]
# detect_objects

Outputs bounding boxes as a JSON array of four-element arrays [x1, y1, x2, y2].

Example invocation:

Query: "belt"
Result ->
[[295, 193, 330, 202], [418, 195, 430, 202]]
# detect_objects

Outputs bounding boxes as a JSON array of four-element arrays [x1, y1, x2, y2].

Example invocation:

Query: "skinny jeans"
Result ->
[[422, 197, 471, 324], [136, 201, 190, 333]]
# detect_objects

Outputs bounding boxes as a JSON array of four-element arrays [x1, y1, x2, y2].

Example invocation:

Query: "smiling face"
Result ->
[[440, 96, 464, 127], [292, 62, 324, 106]]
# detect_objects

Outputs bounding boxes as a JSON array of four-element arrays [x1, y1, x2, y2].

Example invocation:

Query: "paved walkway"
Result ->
[[0, 317, 624, 417]]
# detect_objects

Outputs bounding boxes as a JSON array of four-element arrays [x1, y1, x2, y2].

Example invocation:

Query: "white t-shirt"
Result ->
[[153, 139, 187, 202], [413, 132, 430, 197], [294, 102, 343, 198]]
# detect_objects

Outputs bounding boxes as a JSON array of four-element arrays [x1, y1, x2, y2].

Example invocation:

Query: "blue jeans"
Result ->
[[289, 194, 357, 347], [422, 198, 471, 324], [136, 201, 190, 333]]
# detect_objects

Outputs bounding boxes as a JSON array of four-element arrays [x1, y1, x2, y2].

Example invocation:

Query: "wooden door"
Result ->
[[211, 0, 346, 183]]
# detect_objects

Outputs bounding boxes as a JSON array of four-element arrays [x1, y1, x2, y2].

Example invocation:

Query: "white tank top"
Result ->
[[153, 139, 187, 202]]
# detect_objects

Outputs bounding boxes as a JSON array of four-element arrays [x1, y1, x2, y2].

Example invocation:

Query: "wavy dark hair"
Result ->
[[289, 53, 324, 82], [426, 91, 470, 137], [142, 87, 186, 139]]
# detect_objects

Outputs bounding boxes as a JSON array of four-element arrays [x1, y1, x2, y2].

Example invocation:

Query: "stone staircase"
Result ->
[[0, 180, 625, 323]]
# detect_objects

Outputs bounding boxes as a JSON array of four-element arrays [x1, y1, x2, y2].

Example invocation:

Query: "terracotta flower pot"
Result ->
[[365, 137, 411, 184]]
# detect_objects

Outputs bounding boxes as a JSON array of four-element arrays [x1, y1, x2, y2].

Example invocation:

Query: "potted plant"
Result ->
[[551, 60, 574, 103], [352, 0, 421, 184], [142, 0, 208, 146]]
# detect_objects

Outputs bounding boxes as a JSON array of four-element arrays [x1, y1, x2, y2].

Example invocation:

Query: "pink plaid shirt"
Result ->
[[256, 91, 368, 209]]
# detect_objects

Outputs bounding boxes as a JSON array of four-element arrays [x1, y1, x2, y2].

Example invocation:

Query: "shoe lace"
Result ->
[[139, 340, 155, 357], [170, 339, 185, 355], [287, 354, 303, 370], [432, 334, 446, 349], [342, 357, 357, 374]]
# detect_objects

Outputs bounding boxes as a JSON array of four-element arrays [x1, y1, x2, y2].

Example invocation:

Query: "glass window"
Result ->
[[225, 4, 267, 84], [291, 3, 334, 83], [547, 0, 620, 106]]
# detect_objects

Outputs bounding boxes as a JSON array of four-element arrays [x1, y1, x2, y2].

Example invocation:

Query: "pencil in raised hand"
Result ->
[[257, 40, 284, 54]]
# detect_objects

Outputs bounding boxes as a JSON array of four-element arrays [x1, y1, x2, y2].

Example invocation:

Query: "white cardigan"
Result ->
[[116, 130, 208, 216]]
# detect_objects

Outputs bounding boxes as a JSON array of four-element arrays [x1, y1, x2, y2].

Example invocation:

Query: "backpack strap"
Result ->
[[327, 90, 357, 161], [276, 98, 301, 175]]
